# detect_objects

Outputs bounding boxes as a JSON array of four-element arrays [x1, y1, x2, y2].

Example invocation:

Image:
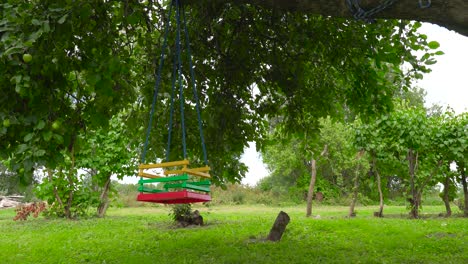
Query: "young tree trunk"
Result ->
[[349, 150, 365, 217], [375, 169, 384, 217], [306, 158, 317, 217], [461, 167, 468, 217], [267, 211, 290, 242], [408, 149, 419, 219], [47, 169, 64, 210], [442, 174, 452, 217], [97, 176, 112, 218], [64, 144, 76, 219], [348, 168, 360, 217], [306, 145, 327, 217], [372, 154, 384, 217]]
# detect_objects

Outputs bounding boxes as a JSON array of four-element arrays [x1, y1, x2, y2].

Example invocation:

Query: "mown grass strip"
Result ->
[[0, 205, 467, 264]]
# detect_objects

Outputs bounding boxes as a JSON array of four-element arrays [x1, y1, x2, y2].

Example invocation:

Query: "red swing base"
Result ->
[[137, 190, 211, 204]]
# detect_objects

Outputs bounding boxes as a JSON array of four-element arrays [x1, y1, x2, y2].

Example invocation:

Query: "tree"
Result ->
[[306, 144, 327, 217], [365, 107, 450, 218], [355, 122, 385, 216], [190, 0, 468, 37], [76, 110, 138, 217], [262, 117, 366, 211], [448, 113, 468, 216], [1, 1, 439, 186]]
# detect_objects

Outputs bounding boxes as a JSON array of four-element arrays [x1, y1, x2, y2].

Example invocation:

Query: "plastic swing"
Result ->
[[137, 0, 211, 204]]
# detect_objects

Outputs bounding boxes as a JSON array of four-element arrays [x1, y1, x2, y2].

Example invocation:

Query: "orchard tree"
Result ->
[[371, 107, 447, 218], [355, 120, 387, 217], [261, 117, 368, 216], [448, 113, 468, 216]]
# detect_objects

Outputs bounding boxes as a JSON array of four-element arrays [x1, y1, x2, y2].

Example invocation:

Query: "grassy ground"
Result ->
[[1, 204, 467, 263]]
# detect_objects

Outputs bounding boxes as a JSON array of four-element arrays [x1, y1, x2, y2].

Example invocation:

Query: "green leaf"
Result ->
[[36, 120, 46, 130], [58, 14, 68, 24], [24, 133, 34, 142], [425, 59, 437, 65], [43, 21, 51, 33], [34, 149, 46, 157], [427, 41, 440, 50], [17, 144, 29, 154], [42, 131, 53, 141], [31, 19, 42, 26], [3, 46, 24, 56], [10, 75, 22, 84]]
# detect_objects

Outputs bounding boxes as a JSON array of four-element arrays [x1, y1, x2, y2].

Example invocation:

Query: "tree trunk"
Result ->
[[461, 167, 468, 217], [375, 168, 384, 218], [442, 174, 452, 217], [64, 145, 76, 219], [47, 169, 64, 211], [349, 150, 365, 217], [306, 158, 317, 217], [267, 211, 290, 242], [97, 176, 112, 218], [195, 0, 468, 37], [306, 145, 327, 217], [348, 168, 360, 218], [408, 149, 419, 219], [371, 154, 384, 217]]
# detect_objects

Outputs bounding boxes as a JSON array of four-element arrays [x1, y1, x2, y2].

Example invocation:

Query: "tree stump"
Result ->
[[176, 209, 204, 227], [267, 211, 290, 242]]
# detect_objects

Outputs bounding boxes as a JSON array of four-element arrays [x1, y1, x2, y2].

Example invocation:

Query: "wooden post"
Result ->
[[267, 211, 290, 242]]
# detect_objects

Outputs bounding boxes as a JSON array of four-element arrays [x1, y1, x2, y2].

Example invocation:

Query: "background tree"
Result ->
[[449, 113, 468, 216], [76, 110, 138, 217]]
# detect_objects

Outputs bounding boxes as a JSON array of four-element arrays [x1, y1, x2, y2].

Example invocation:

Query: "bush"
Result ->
[[169, 204, 192, 222], [13, 202, 47, 221]]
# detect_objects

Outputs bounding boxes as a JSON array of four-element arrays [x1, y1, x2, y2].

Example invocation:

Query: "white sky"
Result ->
[[418, 23, 468, 113], [122, 23, 468, 186]]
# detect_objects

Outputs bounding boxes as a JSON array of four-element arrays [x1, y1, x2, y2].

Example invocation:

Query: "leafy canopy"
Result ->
[[1, 1, 438, 183]]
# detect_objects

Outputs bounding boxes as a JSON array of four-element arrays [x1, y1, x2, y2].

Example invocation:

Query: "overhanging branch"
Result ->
[[192, 0, 468, 37]]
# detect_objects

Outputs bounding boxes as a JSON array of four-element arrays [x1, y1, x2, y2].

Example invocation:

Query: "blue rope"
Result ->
[[141, 2, 174, 164], [175, 0, 187, 159], [165, 36, 179, 162], [182, 5, 208, 165]]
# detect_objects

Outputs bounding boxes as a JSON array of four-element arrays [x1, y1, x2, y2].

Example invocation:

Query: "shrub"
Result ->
[[13, 202, 46, 221]]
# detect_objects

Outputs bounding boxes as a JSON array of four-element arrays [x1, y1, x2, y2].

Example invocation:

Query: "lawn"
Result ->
[[0, 205, 467, 263]]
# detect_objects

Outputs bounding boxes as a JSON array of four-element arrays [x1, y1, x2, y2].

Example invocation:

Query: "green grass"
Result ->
[[1, 205, 467, 263]]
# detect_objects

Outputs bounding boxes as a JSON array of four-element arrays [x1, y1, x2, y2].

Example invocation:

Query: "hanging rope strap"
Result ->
[[175, 0, 188, 159], [143, 0, 208, 165], [165, 36, 179, 162], [141, 2, 174, 164], [182, 5, 209, 165]]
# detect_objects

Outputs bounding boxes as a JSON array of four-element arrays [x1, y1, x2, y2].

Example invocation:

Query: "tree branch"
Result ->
[[192, 0, 468, 37]]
